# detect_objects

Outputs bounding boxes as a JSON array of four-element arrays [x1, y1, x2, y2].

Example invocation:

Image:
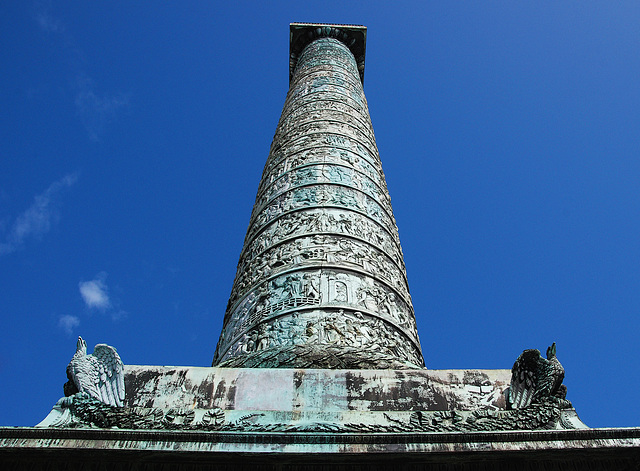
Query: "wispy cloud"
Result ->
[[32, 4, 130, 141], [0, 173, 78, 256], [58, 314, 80, 335], [75, 77, 129, 141], [79, 273, 111, 311], [34, 2, 65, 33]]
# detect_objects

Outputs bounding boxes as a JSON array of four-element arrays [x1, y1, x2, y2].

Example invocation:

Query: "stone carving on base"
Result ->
[[63, 336, 125, 408], [42, 337, 579, 432], [41, 394, 226, 430], [40, 392, 581, 433]]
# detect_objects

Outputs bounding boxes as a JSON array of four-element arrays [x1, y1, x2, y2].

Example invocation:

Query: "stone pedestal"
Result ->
[[37, 366, 585, 433]]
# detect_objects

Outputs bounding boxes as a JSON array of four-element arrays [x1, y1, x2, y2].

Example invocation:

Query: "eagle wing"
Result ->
[[535, 355, 557, 398], [92, 344, 125, 407], [507, 348, 543, 409], [507, 344, 567, 409]]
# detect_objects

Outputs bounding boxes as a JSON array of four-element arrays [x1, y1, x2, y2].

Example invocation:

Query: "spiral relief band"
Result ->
[[212, 25, 425, 369]]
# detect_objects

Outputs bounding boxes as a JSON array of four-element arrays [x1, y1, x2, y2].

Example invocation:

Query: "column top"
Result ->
[[289, 23, 367, 84]]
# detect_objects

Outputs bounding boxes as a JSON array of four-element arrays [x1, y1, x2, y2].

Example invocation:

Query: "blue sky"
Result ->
[[1, 2, 639, 428]]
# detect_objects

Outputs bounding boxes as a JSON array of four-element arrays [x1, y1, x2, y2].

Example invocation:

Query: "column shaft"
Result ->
[[213, 31, 424, 369]]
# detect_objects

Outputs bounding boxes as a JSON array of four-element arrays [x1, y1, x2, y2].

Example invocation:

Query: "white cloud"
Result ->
[[0, 173, 78, 256], [79, 273, 111, 311], [58, 315, 80, 335], [75, 77, 129, 141]]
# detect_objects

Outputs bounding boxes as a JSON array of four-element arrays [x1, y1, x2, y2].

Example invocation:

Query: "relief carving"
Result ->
[[217, 308, 423, 368], [218, 267, 420, 363], [45, 391, 577, 432], [228, 235, 412, 325], [277, 95, 372, 136], [255, 163, 391, 217], [274, 110, 376, 147], [239, 209, 404, 277], [246, 185, 397, 243], [263, 130, 382, 185]]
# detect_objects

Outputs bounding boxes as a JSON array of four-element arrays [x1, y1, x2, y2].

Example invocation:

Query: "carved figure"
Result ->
[[64, 336, 125, 407], [302, 273, 319, 298], [334, 281, 348, 302], [505, 342, 566, 410]]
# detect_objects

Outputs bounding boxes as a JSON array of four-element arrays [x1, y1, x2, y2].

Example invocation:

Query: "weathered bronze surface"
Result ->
[[38, 365, 585, 433], [212, 24, 424, 369]]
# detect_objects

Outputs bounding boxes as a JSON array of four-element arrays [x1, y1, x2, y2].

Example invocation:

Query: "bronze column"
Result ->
[[213, 24, 424, 369]]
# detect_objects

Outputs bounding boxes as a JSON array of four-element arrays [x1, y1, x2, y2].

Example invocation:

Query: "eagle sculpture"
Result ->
[[505, 342, 566, 410], [63, 336, 125, 407]]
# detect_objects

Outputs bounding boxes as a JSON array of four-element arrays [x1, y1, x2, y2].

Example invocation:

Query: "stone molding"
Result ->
[[3, 425, 640, 456]]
